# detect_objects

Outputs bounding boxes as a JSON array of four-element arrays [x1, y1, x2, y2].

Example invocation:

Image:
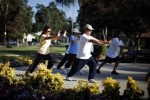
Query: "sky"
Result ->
[[28, 0, 79, 22]]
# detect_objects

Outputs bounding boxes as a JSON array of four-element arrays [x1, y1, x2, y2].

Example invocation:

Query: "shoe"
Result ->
[[63, 69, 67, 74], [24, 71, 29, 77], [88, 79, 97, 83], [66, 77, 72, 81], [96, 69, 101, 74], [79, 70, 85, 75], [111, 71, 119, 75]]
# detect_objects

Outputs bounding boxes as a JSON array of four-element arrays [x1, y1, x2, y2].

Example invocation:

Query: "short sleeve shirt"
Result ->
[[77, 33, 96, 59], [106, 37, 124, 58], [37, 34, 51, 55], [68, 35, 79, 54]]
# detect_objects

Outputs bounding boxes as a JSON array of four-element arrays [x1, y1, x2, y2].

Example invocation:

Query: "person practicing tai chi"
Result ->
[[25, 25, 63, 75], [62, 28, 81, 74], [96, 32, 127, 75], [66, 24, 107, 83]]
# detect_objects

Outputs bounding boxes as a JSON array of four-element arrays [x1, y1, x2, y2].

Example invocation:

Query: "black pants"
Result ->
[[65, 53, 76, 68], [26, 53, 53, 73], [57, 53, 69, 68], [67, 56, 97, 79]]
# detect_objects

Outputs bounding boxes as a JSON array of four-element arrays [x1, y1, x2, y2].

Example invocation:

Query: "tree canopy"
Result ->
[[0, 0, 33, 41], [56, 0, 150, 38]]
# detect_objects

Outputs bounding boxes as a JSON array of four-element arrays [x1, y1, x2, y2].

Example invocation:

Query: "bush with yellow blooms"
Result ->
[[124, 76, 144, 99], [18, 63, 64, 95], [102, 77, 120, 99], [0, 62, 16, 86]]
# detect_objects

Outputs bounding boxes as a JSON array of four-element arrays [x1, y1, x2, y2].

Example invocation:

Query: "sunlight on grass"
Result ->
[[0, 43, 66, 56]]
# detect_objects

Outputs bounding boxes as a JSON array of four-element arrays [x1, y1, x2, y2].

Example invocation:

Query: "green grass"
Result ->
[[0, 43, 67, 56]]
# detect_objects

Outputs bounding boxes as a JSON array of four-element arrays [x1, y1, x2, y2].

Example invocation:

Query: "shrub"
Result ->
[[0, 62, 17, 86], [18, 63, 64, 95], [124, 76, 144, 99], [102, 77, 120, 99], [73, 80, 100, 100]]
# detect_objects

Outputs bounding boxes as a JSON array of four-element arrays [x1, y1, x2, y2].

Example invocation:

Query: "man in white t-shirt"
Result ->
[[66, 24, 106, 83], [96, 32, 126, 75]]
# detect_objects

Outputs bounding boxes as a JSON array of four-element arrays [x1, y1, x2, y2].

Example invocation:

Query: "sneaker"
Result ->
[[79, 70, 85, 75], [66, 77, 72, 81], [111, 71, 119, 75], [63, 69, 67, 74], [88, 79, 97, 83], [96, 69, 101, 74]]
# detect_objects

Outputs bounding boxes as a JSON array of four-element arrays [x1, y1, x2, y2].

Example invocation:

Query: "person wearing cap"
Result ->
[[66, 24, 107, 83], [62, 28, 81, 74], [96, 31, 127, 75]]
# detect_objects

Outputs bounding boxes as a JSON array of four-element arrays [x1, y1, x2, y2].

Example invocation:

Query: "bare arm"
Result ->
[[89, 39, 105, 45], [44, 36, 62, 40]]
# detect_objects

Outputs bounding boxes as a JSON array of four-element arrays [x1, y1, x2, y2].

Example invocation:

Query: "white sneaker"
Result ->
[[66, 77, 72, 81], [79, 70, 85, 75], [88, 79, 97, 83], [63, 69, 67, 74]]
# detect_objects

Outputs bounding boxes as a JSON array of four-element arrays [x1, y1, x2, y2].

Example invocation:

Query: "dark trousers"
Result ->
[[26, 53, 53, 73], [57, 53, 69, 68], [67, 56, 97, 79], [65, 53, 76, 68]]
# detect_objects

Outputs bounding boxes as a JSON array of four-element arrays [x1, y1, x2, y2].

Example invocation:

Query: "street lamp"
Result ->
[[4, 32, 7, 48]]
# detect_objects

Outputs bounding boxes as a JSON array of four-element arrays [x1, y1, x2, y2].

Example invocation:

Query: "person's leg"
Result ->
[[67, 58, 86, 78], [111, 56, 120, 75], [57, 53, 69, 69], [96, 56, 107, 73], [26, 53, 43, 73], [64, 54, 76, 69], [87, 57, 97, 80], [97, 61, 106, 70], [44, 54, 53, 69], [113, 61, 119, 71]]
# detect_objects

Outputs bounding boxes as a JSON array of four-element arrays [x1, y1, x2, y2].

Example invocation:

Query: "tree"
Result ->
[[56, 0, 150, 37], [34, 2, 69, 35], [0, 0, 33, 44]]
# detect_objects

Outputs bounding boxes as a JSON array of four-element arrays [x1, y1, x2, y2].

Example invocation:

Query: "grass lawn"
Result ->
[[0, 43, 67, 56]]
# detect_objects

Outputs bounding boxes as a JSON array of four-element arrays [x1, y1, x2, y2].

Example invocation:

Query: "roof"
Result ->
[[141, 32, 150, 37], [136, 32, 150, 38]]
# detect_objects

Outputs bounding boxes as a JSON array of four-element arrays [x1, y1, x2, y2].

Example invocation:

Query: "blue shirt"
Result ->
[[68, 35, 79, 54]]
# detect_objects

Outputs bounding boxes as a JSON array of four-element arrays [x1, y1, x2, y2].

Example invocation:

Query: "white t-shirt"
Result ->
[[37, 34, 51, 55], [77, 33, 97, 59], [106, 37, 124, 58]]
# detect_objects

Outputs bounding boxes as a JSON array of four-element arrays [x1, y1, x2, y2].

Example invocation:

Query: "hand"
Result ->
[[57, 30, 61, 36], [63, 30, 66, 37]]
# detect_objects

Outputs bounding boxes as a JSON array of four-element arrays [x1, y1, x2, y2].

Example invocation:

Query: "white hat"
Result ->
[[84, 24, 94, 30], [73, 28, 81, 33]]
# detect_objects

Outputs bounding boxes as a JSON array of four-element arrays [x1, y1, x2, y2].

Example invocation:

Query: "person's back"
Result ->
[[106, 37, 124, 58]]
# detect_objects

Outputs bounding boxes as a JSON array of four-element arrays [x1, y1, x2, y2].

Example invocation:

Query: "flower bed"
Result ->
[[0, 62, 149, 100]]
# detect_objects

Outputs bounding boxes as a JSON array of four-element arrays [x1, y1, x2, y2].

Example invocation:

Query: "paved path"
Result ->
[[14, 62, 150, 98]]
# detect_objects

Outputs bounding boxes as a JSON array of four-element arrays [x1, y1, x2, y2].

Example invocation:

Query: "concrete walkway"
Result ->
[[14, 62, 150, 98]]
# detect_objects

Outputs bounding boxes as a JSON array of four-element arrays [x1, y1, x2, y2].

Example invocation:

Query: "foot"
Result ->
[[24, 71, 29, 77], [111, 70, 119, 75], [88, 79, 97, 83], [96, 69, 101, 74], [66, 77, 72, 81]]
